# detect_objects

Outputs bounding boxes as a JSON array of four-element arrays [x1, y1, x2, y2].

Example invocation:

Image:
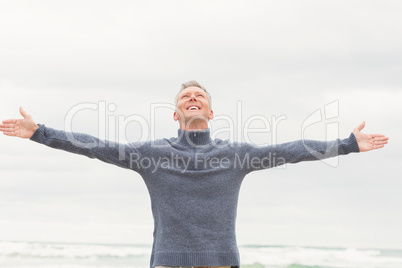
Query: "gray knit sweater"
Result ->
[[30, 124, 360, 267]]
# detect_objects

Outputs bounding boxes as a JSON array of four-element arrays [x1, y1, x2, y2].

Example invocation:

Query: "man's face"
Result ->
[[173, 86, 213, 125]]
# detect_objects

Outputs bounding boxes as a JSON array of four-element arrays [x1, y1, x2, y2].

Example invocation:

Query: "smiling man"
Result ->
[[0, 80, 389, 268], [173, 81, 214, 131]]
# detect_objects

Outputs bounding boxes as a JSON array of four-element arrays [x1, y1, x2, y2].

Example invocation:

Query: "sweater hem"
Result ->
[[152, 251, 240, 267]]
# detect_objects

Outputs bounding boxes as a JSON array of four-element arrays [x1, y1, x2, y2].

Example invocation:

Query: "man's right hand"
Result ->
[[0, 107, 39, 139]]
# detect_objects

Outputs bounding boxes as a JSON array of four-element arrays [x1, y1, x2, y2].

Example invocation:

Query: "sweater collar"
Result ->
[[177, 128, 212, 146]]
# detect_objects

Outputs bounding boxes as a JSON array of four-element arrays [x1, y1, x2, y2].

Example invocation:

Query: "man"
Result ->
[[0, 81, 389, 268]]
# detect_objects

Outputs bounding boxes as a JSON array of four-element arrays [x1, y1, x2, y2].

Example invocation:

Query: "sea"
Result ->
[[1, 241, 402, 268]]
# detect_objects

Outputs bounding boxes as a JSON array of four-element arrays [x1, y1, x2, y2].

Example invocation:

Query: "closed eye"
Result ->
[[180, 93, 204, 99]]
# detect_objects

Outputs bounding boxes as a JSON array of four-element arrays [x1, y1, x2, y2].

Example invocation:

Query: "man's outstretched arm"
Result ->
[[240, 121, 389, 173], [0, 107, 142, 171]]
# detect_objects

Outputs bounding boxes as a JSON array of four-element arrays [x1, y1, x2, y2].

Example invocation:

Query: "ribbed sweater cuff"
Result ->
[[30, 123, 46, 143], [340, 132, 360, 154]]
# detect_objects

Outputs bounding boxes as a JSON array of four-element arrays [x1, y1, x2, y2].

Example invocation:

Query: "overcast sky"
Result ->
[[0, 0, 401, 250]]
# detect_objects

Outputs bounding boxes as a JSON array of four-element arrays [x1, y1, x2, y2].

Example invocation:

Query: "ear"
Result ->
[[173, 111, 179, 121], [208, 110, 214, 120]]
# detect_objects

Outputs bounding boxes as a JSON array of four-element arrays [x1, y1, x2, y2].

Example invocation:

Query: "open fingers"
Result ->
[[0, 122, 18, 136], [370, 133, 387, 138], [372, 139, 388, 145], [0, 127, 17, 136], [369, 136, 388, 150], [371, 144, 385, 150], [371, 135, 389, 142], [2, 131, 17, 137], [356, 121, 365, 131], [2, 119, 18, 124], [0, 123, 15, 130]]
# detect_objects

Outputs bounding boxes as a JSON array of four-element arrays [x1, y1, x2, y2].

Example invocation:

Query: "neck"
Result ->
[[178, 120, 209, 131]]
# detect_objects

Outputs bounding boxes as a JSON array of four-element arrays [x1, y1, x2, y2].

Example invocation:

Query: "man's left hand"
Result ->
[[353, 121, 389, 152]]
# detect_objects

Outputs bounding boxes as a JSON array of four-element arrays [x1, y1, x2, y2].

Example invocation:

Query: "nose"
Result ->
[[189, 94, 198, 102]]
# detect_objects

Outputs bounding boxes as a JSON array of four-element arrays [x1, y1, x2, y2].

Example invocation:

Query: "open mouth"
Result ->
[[187, 106, 200, 110]]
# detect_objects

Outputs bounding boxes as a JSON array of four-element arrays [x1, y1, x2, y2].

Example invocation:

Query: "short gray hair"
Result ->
[[174, 80, 212, 109]]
